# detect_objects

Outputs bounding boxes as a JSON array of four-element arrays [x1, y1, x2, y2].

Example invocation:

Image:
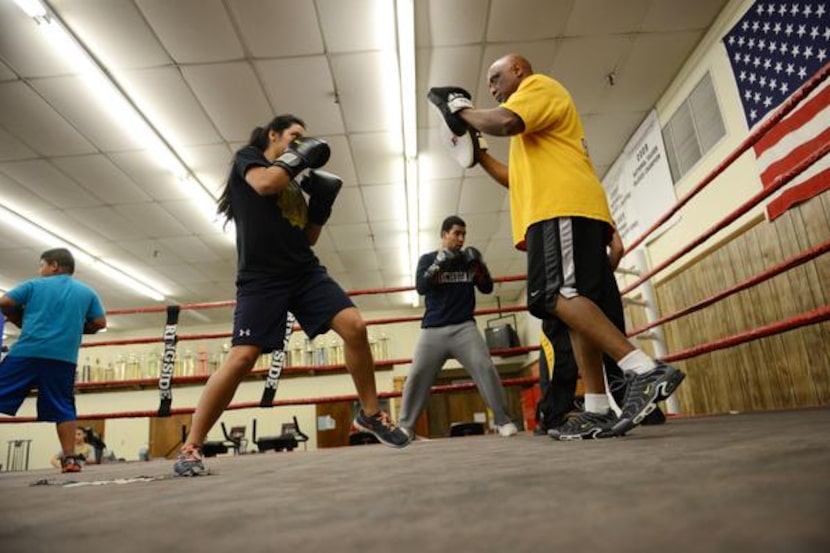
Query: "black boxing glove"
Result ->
[[427, 86, 474, 136], [424, 248, 461, 281], [272, 136, 331, 178], [463, 246, 490, 280], [463, 246, 484, 268], [299, 170, 342, 226]]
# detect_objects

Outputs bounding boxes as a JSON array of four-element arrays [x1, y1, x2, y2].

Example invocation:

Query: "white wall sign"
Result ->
[[602, 110, 678, 245]]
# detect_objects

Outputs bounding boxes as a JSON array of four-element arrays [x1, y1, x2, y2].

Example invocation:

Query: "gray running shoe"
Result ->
[[547, 410, 618, 440], [173, 443, 206, 476], [353, 409, 411, 448], [612, 363, 685, 435]]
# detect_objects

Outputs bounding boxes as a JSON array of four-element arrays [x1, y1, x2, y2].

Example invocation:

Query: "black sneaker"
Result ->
[[353, 410, 411, 448], [612, 363, 685, 435], [641, 405, 667, 426], [547, 410, 618, 441]]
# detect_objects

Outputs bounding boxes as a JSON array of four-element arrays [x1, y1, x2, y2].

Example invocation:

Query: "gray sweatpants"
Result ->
[[398, 321, 512, 430]]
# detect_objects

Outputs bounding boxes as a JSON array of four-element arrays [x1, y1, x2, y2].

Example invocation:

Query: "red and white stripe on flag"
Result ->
[[754, 78, 830, 220]]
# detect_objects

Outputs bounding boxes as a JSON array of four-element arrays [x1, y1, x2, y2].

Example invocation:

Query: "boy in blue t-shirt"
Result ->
[[0, 248, 106, 473]]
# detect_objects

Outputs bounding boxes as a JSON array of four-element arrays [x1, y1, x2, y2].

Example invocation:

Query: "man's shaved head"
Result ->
[[487, 54, 534, 103]]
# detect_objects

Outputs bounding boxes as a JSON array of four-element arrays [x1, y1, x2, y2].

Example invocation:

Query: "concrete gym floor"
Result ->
[[0, 408, 828, 553]]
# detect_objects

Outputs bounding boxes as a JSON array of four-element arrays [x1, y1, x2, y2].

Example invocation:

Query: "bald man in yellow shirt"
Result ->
[[427, 54, 684, 439]]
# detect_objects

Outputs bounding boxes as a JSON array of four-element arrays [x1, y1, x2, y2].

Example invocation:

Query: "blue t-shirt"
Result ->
[[6, 275, 105, 364]]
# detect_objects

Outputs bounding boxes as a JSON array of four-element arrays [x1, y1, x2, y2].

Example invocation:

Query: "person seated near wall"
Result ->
[[50, 427, 96, 469]]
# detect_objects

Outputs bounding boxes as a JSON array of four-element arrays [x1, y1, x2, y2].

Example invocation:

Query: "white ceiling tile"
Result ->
[[151, 262, 212, 284], [0, 58, 17, 82], [339, 250, 380, 273], [183, 62, 273, 143], [419, 45, 483, 127], [162, 199, 227, 238], [475, 41, 562, 108], [30, 75, 146, 152], [362, 183, 407, 223], [418, 229, 440, 253], [485, 238, 524, 262], [331, 52, 397, 133], [0, 82, 95, 157], [368, 220, 408, 250], [136, 0, 243, 63], [350, 132, 404, 185], [458, 213, 499, 244], [116, 238, 184, 266], [419, 178, 461, 227], [52, 155, 152, 204], [582, 112, 648, 168], [117, 66, 222, 147], [602, 31, 704, 112], [550, 36, 634, 114], [317, 135, 358, 187], [228, 0, 323, 57], [316, 250, 346, 273], [458, 176, 506, 214], [0, 160, 99, 209], [108, 151, 188, 201], [487, 0, 574, 42], [256, 57, 343, 136], [0, 173, 54, 213], [64, 206, 152, 242], [191, 259, 236, 284], [376, 248, 410, 278], [565, 0, 651, 36], [642, 0, 728, 32], [317, 0, 394, 53], [0, 2, 74, 78], [53, 0, 170, 69], [345, 270, 383, 289], [177, 144, 234, 197], [112, 203, 192, 238], [328, 222, 372, 251], [326, 187, 367, 225], [417, 0, 488, 47], [0, 126, 36, 161], [158, 236, 222, 264]]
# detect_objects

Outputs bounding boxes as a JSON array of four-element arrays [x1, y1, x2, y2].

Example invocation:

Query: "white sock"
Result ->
[[584, 393, 610, 414], [618, 349, 657, 376]]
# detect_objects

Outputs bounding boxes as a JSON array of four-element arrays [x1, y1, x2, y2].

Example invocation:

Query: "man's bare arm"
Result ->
[[460, 106, 524, 137]]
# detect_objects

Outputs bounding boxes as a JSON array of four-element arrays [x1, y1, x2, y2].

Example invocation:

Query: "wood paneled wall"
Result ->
[[625, 192, 830, 416]]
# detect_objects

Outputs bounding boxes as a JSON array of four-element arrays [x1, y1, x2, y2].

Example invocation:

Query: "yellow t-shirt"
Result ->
[[502, 74, 613, 249]]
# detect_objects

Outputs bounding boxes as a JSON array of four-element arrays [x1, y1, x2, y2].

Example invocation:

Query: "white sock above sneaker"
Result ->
[[584, 393, 611, 414], [618, 349, 657, 376]]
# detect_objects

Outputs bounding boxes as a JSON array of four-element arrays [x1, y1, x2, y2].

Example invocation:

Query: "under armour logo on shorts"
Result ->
[[238, 329, 251, 337]]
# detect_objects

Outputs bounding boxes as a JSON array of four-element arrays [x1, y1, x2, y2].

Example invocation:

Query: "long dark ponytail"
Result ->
[[216, 114, 307, 225]]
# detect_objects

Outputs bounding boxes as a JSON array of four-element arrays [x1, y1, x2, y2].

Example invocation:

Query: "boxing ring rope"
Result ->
[[620, 140, 830, 296], [2, 68, 827, 429], [0, 377, 540, 424], [626, 239, 830, 337], [622, 61, 830, 255]]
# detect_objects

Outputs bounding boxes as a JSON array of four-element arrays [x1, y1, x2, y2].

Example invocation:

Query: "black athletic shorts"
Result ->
[[233, 265, 354, 352], [525, 216, 619, 326]]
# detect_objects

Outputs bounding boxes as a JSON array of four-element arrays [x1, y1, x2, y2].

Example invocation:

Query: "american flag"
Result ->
[[723, 1, 829, 220]]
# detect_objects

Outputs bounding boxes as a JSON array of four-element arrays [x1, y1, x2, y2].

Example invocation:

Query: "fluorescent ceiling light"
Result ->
[[15, 0, 218, 221], [395, 0, 419, 307], [0, 204, 167, 302], [13, 0, 46, 18]]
